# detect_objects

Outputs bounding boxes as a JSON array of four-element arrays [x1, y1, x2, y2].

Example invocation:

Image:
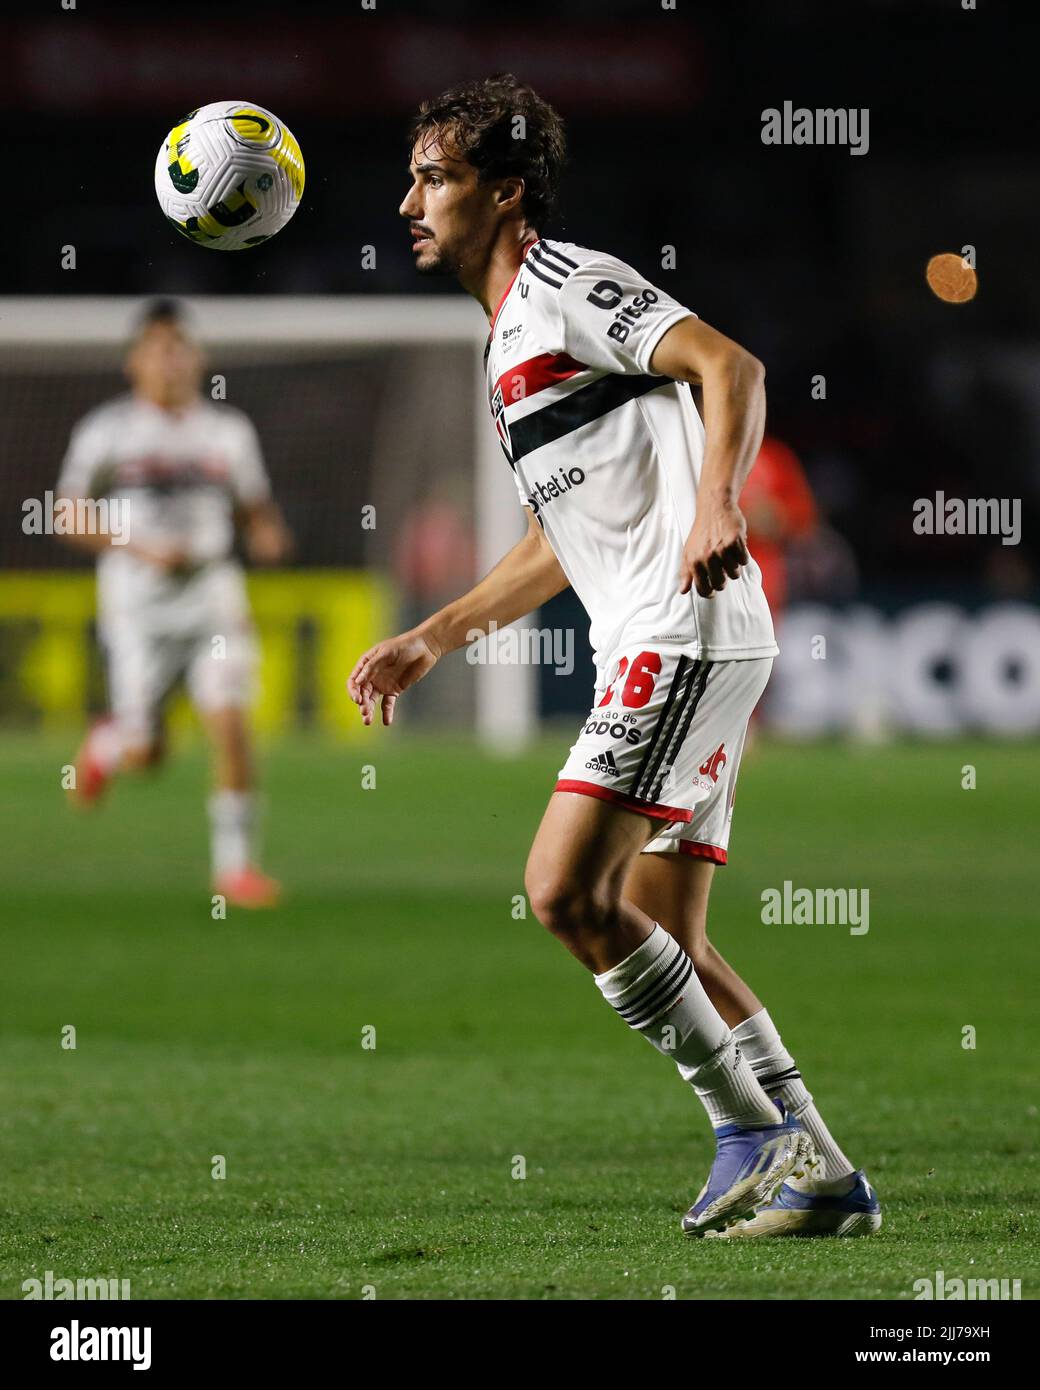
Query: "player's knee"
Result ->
[[688, 934, 723, 979], [687, 933, 712, 970], [525, 871, 615, 942]]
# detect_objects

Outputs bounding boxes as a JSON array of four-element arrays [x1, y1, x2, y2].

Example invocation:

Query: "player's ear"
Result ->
[[495, 177, 525, 212]]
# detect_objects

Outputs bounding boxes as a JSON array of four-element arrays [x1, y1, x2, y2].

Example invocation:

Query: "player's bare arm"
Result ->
[[239, 499, 294, 565], [53, 493, 191, 571], [52, 497, 118, 557], [348, 509, 567, 727], [650, 316, 766, 600]]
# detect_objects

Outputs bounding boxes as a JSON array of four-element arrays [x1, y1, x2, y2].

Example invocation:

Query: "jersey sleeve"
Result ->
[[225, 412, 272, 507], [512, 465, 533, 511], [56, 411, 114, 498], [556, 254, 694, 376]]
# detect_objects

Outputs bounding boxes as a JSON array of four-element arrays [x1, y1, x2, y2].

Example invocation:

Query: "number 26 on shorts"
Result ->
[[597, 650, 662, 709]]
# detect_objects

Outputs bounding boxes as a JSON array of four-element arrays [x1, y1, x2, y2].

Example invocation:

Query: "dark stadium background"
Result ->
[[4, 0, 1036, 588]]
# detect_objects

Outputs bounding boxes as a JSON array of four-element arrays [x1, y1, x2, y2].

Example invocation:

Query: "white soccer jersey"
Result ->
[[485, 239, 778, 668], [57, 394, 271, 631]]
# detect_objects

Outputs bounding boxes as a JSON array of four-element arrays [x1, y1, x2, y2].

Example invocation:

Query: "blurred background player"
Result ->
[[55, 300, 292, 908], [740, 434, 820, 617]]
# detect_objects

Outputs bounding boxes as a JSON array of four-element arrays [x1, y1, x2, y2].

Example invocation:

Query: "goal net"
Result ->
[[0, 296, 537, 746]]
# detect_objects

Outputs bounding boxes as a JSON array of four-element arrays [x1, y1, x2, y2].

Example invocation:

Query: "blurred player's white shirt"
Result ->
[[485, 240, 778, 669], [57, 393, 270, 635]]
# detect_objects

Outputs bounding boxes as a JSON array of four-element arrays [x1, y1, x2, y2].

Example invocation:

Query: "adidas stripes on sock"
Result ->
[[595, 924, 779, 1130], [733, 1008, 856, 1190]]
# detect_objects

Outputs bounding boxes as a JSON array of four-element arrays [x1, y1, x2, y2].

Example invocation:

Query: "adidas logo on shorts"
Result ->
[[585, 749, 620, 776]]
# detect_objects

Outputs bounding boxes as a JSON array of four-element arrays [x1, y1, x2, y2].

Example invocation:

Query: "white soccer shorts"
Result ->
[[103, 619, 258, 745], [555, 646, 772, 865]]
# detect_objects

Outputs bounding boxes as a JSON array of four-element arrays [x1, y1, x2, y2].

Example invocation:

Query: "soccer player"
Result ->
[[348, 76, 880, 1237], [741, 433, 820, 616], [57, 300, 291, 909]]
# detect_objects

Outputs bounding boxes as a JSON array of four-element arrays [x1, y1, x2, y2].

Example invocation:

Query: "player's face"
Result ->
[[400, 134, 498, 276], [127, 322, 203, 407]]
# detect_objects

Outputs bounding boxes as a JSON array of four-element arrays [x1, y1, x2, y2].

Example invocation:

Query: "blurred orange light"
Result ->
[[926, 252, 978, 303]]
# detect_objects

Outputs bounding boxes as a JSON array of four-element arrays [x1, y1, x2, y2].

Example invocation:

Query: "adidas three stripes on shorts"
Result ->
[[555, 644, 773, 865]]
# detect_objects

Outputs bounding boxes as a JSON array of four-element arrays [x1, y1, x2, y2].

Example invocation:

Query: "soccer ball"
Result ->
[[155, 101, 304, 250]]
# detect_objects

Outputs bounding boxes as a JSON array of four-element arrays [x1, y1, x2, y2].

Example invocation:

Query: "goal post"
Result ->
[[0, 295, 538, 749]]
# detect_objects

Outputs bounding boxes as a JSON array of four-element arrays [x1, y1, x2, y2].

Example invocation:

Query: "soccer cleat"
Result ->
[[682, 1116, 818, 1237], [708, 1169, 882, 1238], [214, 867, 281, 909], [70, 718, 119, 805]]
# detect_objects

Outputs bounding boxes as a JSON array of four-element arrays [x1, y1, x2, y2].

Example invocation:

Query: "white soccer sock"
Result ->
[[595, 924, 779, 1130], [733, 1008, 856, 1191], [208, 790, 255, 878]]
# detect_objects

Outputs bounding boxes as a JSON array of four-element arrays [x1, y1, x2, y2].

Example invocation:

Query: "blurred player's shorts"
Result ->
[[556, 648, 772, 865], [104, 618, 258, 744]]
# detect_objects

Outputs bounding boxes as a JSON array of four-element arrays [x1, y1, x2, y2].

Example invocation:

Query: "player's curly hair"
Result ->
[[408, 74, 566, 229]]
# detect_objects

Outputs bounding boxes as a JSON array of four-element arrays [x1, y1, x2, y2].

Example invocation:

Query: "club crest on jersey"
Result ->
[[490, 384, 513, 462]]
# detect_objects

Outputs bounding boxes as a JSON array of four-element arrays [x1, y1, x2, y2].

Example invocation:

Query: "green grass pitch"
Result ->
[[0, 730, 1036, 1300]]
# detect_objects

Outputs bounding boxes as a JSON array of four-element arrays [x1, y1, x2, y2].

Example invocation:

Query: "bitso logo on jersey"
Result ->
[[584, 278, 662, 343]]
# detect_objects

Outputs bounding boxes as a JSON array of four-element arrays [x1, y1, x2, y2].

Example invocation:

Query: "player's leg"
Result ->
[[189, 624, 279, 908], [72, 625, 169, 802], [199, 705, 275, 899], [625, 849, 858, 1171], [623, 853, 762, 1026], [528, 647, 814, 1234], [631, 731, 880, 1235]]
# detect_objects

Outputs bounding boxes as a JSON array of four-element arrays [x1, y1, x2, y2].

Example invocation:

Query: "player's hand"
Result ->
[[680, 498, 749, 598], [132, 541, 192, 574], [347, 629, 442, 727], [246, 518, 293, 566]]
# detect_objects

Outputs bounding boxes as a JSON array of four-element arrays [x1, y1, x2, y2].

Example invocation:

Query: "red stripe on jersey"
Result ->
[[490, 266, 523, 331], [554, 779, 693, 823], [490, 236, 541, 329], [495, 352, 587, 407]]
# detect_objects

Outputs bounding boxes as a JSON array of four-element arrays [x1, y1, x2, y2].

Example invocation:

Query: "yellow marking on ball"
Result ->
[[230, 109, 276, 143], [165, 119, 196, 174], [270, 129, 306, 200]]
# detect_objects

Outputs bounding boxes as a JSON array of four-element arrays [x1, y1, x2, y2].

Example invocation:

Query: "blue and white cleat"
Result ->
[[682, 1117, 818, 1237], [709, 1169, 882, 1238]]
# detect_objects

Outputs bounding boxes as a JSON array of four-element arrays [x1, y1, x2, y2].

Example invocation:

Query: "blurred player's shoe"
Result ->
[[71, 718, 121, 805], [709, 1169, 882, 1238], [682, 1115, 817, 1237], [214, 867, 281, 909]]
